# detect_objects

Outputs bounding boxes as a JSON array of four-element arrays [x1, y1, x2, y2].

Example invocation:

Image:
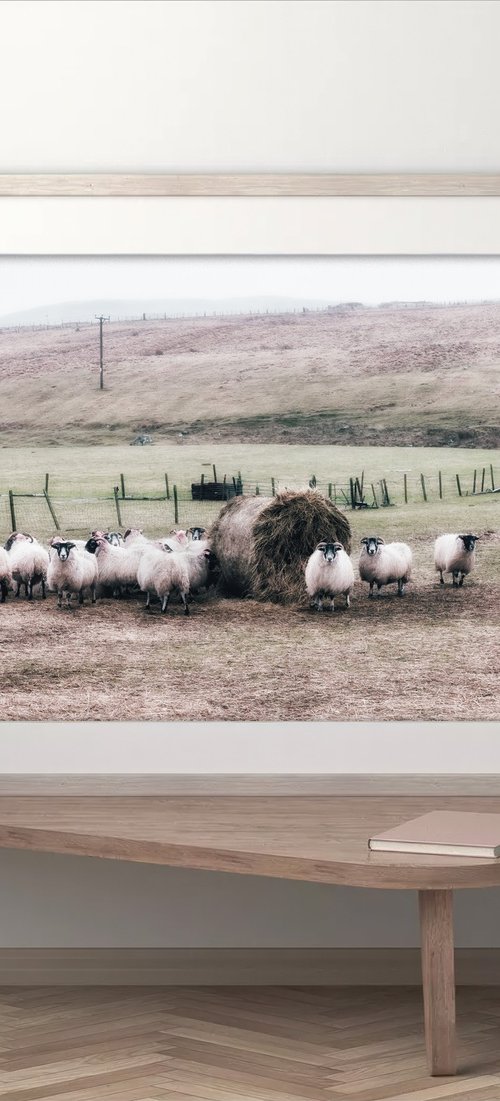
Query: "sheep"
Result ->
[[163, 529, 190, 552], [123, 527, 148, 546], [5, 532, 49, 600], [187, 526, 207, 542], [151, 551, 191, 615], [359, 536, 412, 597], [0, 547, 12, 602], [136, 541, 170, 609], [434, 533, 478, 587], [85, 536, 146, 596], [47, 540, 98, 608], [184, 542, 219, 595], [305, 540, 354, 611]]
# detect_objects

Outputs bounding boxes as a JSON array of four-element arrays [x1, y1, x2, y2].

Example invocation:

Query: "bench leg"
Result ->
[[419, 889, 456, 1076]]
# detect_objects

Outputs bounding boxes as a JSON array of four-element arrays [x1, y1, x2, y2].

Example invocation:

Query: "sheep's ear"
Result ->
[[360, 538, 369, 545], [66, 542, 76, 550], [376, 538, 385, 545], [333, 542, 343, 551], [123, 529, 131, 539], [316, 541, 326, 550]]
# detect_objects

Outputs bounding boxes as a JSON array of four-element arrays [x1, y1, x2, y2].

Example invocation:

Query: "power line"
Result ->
[[95, 314, 110, 390]]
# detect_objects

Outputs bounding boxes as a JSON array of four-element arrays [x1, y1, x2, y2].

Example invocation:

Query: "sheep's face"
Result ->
[[361, 537, 384, 557], [317, 541, 342, 563], [85, 538, 99, 555], [459, 534, 478, 553], [189, 526, 206, 541], [54, 541, 76, 561], [106, 532, 122, 546]]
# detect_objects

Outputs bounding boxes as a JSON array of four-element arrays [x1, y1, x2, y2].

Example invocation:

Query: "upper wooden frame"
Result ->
[[2, 173, 500, 196]]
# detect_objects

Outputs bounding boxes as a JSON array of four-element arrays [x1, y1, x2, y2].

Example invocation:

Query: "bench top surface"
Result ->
[[0, 795, 499, 889]]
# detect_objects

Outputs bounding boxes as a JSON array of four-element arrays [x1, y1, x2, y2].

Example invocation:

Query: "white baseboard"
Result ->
[[0, 948, 499, 986], [0, 774, 500, 795]]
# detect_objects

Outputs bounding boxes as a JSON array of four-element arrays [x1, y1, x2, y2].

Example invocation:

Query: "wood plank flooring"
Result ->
[[0, 986, 499, 1100]]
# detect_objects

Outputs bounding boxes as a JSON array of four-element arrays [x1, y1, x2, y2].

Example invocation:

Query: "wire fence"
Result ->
[[0, 461, 498, 543]]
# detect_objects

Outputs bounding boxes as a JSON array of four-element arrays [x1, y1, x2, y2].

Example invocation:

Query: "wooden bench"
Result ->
[[0, 793, 498, 1077]]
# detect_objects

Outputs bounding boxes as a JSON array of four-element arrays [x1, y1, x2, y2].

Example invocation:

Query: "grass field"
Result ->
[[1, 302, 499, 447]]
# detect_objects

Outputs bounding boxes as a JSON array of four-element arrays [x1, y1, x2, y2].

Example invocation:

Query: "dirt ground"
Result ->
[[1, 564, 498, 722]]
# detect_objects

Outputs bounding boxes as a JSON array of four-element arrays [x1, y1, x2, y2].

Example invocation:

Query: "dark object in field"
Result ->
[[191, 477, 242, 502], [131, 434, 153, 446], [211, 489, 351, 603]]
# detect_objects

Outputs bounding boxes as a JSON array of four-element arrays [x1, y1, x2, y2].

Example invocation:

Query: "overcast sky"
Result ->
[[1, 256, 500, 315]]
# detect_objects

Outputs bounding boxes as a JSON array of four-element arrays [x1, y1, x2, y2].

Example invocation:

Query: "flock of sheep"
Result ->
[[305, 532, 478, 611], [0, 524, 479, 613]]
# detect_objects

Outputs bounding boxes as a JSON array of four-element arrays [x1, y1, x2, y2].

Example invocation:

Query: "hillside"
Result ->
[[1, 302, 499, 446]]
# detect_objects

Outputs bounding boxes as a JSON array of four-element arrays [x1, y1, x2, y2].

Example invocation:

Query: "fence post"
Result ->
[[481, 467, 486, 493], [371, 483, 379, 508], [44, 490, 60, 531], [404, 473, 408, 504], [491, 464, 496, 491], [456, 474, 462, 497], [472, 469, 477, 494], [113, 487, 122, 527], [120, 473, 126, 499], [271, 477, 276, 496], [328, 482, 332, 500], [383, 478, 391, 506], [212, 464, 217, 484], [255, 484, 260, 496], [173, 485, 179, 524], [165, 473, 170, 500], [420, 473, 427, 502], [438, 471, 443, 499], [8, 490, 16, 531], [44, 473, 50, 493]]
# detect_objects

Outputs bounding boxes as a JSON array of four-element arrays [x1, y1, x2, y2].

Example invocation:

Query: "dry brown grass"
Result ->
[[1, 302, 499, 446], [1, 553, 498, 722]]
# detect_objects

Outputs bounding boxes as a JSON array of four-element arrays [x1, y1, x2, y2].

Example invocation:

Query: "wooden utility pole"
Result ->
[[95, 314, 110, 389]]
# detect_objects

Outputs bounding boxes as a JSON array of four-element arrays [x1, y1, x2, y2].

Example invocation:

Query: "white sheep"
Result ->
[[162, 529, 190, 552], [122, 527, 148, 546], [184, 542, 218, 595], [305, 540, 354, 611], [0, 547, 12, 602], [136, 542, 170, 608], [434, 533, 478, 587], [151, 551, 191, 615], [47, 540, 98, 608], [5, 532, 49, 600], [86, 536, 147, 596], [359, 536, 412, 597]]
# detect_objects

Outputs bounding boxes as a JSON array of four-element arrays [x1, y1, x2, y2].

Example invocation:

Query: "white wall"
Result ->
[[1, 0, 500, 948]]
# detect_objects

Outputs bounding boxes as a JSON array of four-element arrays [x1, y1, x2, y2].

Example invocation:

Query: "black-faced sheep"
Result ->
[[434, 533, 478, 587], [305, 540, 354, 611], [359, 536, 412, 597], [4, 532, 49, 600], [47, 540, 98, 608]]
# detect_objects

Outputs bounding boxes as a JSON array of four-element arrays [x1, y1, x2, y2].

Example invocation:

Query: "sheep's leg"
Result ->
[[79, 590, 84, 605], [181, 592, 190, 617], [41, 578, 46, 599], [15, 581, 21, 598], [161, 593, 170, 614], [439, 570, 444, 585], [316, 593, 323, 612], [91, 585, 96, 604], [26, 579, 33, 601], [57, 590, 62, 609], [144, 591, 151, 609], [398, 579, 405, 597], [0, 580, 7, 603], [345, 591, 351, 608], [330, 597, 335, 612], [368, 581, 374, 598], [452, 571, 459, 588], [458, 572, 466, 587], [66, 591, 72, 608]]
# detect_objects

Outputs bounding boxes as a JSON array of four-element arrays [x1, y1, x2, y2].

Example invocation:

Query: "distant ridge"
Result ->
[[0, 296, 332, 327]]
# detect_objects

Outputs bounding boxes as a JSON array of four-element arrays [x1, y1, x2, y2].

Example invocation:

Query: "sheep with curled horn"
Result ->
[[210, 490, 351, 604], [434, 533, 479, 587], [359, 536, 412, 598], [305, 540, 354, 612], [47, 540, 98, 609]]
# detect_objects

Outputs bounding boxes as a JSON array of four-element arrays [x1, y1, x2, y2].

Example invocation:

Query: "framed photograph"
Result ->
[[0, 176, 499, 768]]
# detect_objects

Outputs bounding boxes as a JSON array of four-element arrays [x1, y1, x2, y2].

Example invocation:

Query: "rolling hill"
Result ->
[[1, 302, 499, 447]]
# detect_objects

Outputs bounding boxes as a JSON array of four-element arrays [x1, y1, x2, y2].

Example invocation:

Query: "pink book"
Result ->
[[368, 811, 500, 858]]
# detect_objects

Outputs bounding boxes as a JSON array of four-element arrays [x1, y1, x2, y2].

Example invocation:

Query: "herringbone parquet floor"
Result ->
[[0, 986, 499, 1101]]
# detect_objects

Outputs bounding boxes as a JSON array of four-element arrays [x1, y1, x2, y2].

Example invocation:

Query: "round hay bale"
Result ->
[[210, 489, 351, 603]]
